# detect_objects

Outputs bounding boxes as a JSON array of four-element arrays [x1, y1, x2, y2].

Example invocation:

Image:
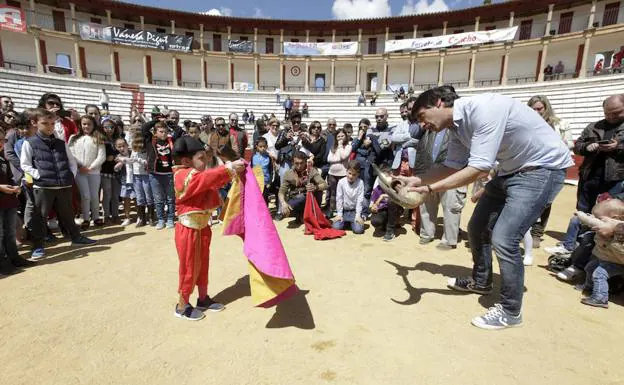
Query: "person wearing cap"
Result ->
[[171, 136, 245, 321]]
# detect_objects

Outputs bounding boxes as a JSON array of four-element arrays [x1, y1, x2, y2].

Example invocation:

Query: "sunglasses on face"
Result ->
[[216, 124, 225, 127], [328, 123, 336, 126], [292, 120, 301, 124], [311, 126, 320, 129], [5, 115, 16, 120], [46, 100, 61, 107], [103, 125, 115, 130], [230, 119, 238, 122], [375, 115, 385, 119]]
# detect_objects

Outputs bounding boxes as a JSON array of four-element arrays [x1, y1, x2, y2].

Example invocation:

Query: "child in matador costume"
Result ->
[[172, 136, 245, 321]]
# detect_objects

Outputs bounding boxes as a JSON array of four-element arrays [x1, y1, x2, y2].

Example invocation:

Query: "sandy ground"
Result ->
[[1, 185, 623, 385]]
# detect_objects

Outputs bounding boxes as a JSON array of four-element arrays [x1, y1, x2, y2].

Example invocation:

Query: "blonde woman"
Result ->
[[527, 95, 571, 249], [528, 95, 573, 149]]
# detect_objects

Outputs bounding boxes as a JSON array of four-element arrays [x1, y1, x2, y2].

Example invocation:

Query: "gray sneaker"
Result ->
[[174, 304, 206, 321], [447, 277, 493, 295], [471, 304, 523, 330], [196, 296, 225, 312]]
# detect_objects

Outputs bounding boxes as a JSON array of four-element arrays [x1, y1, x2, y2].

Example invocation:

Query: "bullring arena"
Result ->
[[1, 0, 624, 384]]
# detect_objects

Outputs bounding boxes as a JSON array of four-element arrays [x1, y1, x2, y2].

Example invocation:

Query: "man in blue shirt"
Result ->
[[400, 88, 573, 330]]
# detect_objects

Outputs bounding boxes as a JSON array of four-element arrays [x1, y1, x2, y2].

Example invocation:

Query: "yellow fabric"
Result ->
[[248, 261, 295, 306], [252, 165, 265, 193], [221, 175, 242, 234]]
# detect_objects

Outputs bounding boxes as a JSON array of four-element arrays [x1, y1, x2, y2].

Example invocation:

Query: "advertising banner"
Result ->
[[283, 41, 359, 56], [233, 82, 255, 91], [0, 6, 26, 33], [111, 27, 193, 52], [384, 26, 518, 53], [228, 40, 254, 53], [79, 22, 112, 42]]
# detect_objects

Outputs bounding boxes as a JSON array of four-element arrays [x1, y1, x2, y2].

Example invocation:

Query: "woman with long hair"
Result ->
[[326, 128, 352, 215], [301, 120, 327, 169], [100, 117, 121, 224], [68, 115, 106, 229], [527, 95, 572, 148]]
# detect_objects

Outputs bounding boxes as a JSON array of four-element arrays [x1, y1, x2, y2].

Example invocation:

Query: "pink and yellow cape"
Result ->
[[221, 165, 298, 307]]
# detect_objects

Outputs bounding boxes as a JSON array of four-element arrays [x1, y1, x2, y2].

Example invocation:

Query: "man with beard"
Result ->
[[0, 96, 14, 113], [166, 110, 184, 140], [207, 117, 239, 162], [367, 108, 395, 167]]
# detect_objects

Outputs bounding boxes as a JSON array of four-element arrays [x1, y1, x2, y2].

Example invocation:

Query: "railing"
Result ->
[[286, 86, 304, 91], [87, 72, 111, 81], [24, 10, 71, 32], [544, 72, 577, 81], [207, 82, 226, 89], [311, 86, 326, 92], [474, 79, 500, 87], [335, 85, 356, 92], [413, 83, 437, 90], [153, 79, 173, 86], [259, 84, 278, 91], [444, 81, 469, 88], [182, 81, 201, 88], [3, 61, 37, 73], [507, 75, 535, 84]]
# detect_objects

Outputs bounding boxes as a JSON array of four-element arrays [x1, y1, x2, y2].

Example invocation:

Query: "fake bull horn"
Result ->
[[371, 163, 426, 209]]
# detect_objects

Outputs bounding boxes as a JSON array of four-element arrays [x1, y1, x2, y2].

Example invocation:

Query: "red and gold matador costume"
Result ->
[[173, 165, 233, 304]]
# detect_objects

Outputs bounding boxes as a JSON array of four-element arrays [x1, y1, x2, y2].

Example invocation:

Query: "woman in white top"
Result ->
[[326, 128, 352, 214], [527, 95, 573, 149], [527, 94, 571, 248], [68, 115, 106, 228], [262, 117, 280, 160]]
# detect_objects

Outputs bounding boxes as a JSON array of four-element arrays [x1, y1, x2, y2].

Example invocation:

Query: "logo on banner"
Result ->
[[283, 41, 359, 56], [0, 6, 26, 33], [110, 27, 193, 52], [79, 22, 112, 42]]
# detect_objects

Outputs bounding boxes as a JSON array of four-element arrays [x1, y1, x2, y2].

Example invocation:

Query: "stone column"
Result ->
[[200, 24, 204, 50], [437, 51, 445, 86], [409, 53, 416, 86], [442, 21, 448, 35], [69, 3, 77, 33], [140, 16, 145, 30], [73, 38, 82, 77], [357, 28, 362, 55], [227, 26, 231, 41], [143, 52, 149, 84], [305, 57, 310, 92], [33, 31, 44, 73], [537, 41, 549, 82], [110, 47, 117, 81], [332, 29, 336, 43], [384, 27, 389, 53], [382, 55, 388, 91], [254, 55, 259, 90], [412, 24, 418, 39], [227, 55, 232, 90], [500, 44, 511, 86], [474, 16, 480, 31], [172, 55, 178, 86], [170, 20, 175, 34], [280, 29, 284, 54], [355, 57, 361, 92], [545, 4, 554, 36], [508, 12, 515, 27], [200, 54, 206, 88], [587, 0, 597, 28], [279, 57, 286, 92], [578, 32, 593, 78], [468, 47, 477, 87], [29, 0, 34, 11], [254, 27, 258, 53], [305, 29, 310, 42], [330, 57, 336, 92], [106, 10, 112, 25]]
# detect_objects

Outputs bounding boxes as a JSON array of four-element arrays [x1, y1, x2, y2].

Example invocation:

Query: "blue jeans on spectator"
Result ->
[[467, 168, 566, 315], [75, 173, 101, 222], [133, 174, 153, 206], [332, 210, 364, 234], [149, 173, 175, 223], [585, 258, 624, 302], [287, 191, 322, 220], [0, 207, 18, 261]]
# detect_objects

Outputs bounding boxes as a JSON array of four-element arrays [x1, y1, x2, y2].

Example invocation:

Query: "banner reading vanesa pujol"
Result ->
[[284, 41, 358, 56], [385, 26, 518, 53]]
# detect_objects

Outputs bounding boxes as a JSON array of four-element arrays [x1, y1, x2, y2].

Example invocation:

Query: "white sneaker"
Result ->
[[523, 254, 533, 266], [120, 218, 132, 226], [544, 245, 572, 256], [556, 266, 582, 281]]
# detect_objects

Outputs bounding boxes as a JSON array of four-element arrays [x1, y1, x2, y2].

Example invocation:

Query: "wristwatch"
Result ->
[[426, 185, 433, 193]]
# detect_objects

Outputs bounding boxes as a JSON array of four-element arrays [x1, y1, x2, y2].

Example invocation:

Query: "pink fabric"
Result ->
[[223, 166, 295, 280]]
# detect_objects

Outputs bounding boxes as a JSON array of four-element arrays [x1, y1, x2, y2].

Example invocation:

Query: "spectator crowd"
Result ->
[[1, 86, 624, 319]]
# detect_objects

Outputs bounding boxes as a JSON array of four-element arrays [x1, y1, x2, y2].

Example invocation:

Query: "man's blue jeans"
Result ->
[[468, 168, 566, 315], [332, 210, 364, 234], [149, 173, 175, 223]]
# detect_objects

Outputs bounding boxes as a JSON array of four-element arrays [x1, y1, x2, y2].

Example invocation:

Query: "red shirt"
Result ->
[[614, 51, 624, 67], [173, 165, 232, 216]]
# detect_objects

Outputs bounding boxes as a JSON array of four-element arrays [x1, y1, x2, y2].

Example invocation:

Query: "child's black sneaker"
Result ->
[[196, 296, 225, 312], [174, 304, 206, 321]]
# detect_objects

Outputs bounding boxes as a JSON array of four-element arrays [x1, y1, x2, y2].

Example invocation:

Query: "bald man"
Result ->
[[366, 108, 396, 167]]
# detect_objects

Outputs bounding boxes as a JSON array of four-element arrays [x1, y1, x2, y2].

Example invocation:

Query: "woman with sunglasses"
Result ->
[[301, 121, 327, 170], [352, 118, 375, 205], [37, 93, 78, 143]]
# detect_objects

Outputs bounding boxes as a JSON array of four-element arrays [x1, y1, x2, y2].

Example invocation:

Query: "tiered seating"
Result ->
[[1, 68, 622, 141]]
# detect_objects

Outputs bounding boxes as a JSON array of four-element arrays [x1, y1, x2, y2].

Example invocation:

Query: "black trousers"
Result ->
[[27, 187, 80, 249]]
